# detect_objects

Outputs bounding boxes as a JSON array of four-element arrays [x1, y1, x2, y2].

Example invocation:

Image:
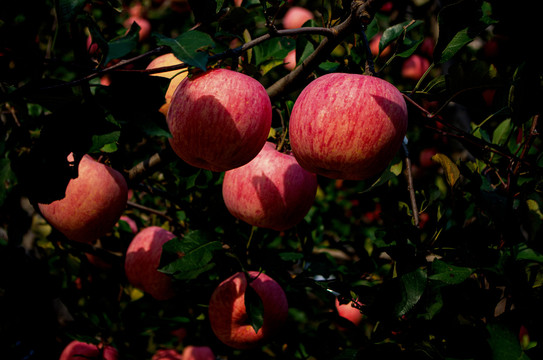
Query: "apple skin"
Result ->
[[124, 226, 176, 300], [124, 16, 151, 40], [167, 68, 272, 172], [282, 6, 314, 29], [208, 271, 288, 349], [335, 298, 364, 328], [59, 340, 118, 360], [401, 54, 430, 81], [369, 33, 392, 58], [151, 349, 182, 360], [38, 154, 128, 244], [182, 345, 215, 360], [284, 49, 297, 71], [146, 53, 187, 116], [289, 73, 408, 180], [222, 141, 317, 231]]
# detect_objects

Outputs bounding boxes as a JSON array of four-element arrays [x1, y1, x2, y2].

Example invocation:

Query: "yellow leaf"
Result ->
[[432, 153, 461, 187]]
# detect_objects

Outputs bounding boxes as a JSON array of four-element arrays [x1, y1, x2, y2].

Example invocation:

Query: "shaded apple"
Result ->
[[182, 345, 215, 360], [369, 32, 392, 58], [289, 73, 408, 180], [167, 68, 272, 172], [222, 141, 317, 231], [401, 54, 430, 81], [59, 340, 118, 360], [151, 349, 182, 360], [124, 226, 176, 300], [282, 6, 314, 29], [208, 271, 288, 349], [38, 154, 128, 244], [146, 53, 187, 116], [335, 297, 364, 328]]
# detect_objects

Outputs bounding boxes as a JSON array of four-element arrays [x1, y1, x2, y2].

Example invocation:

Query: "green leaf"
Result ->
[[103, 22, 140, 65], [154, 31, 215, 71], [158, 230, 222, 280], [381, 20, 424, 50], [361, 155, 402, 193], [89, 131, 121, 153], [431, 153, 460, 188], [395, 268, 427, 317], [57, 0, 86, 23], [0, 158, 17, 206], [279, 252, 304, 261], [487, 323, 532, 360], [429, 259, 474, 285], [216, 0, 225, 12], [245, 278, 265, 333], [396, 38, 424, 58], [254, 37, 295, 66], [492, 118, 512, 146]]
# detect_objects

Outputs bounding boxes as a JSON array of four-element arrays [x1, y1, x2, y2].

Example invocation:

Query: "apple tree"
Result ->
[[1, 0, 542, 359]]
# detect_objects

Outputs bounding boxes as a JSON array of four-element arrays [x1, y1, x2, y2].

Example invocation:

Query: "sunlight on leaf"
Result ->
[[432, 153, 460, 188]]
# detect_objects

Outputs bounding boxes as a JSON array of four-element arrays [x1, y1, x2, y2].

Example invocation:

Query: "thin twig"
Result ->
[[402, 139, 420, 228]]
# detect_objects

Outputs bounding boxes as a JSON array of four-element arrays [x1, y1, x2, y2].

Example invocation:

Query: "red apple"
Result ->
[[282, 6, 314, 29], [59, 340, 118, 360], [222, 141, 317, 231], [167, 68, 272, 172], [335, 297, 364, 328], [146, 53, 187, 116], [124, 226, 176, 300], [419, 147, 438, 169], [401, 54, 430, 81], [369, 33, 392, 58], [234, 0, 243, 6], [151, 349, 182, 360], [208, 271, 288, 349], [289, 73, 408, 180], [182, 345, 215, 360], [124, 16, 151, 40], [283, 49, 297, 71], [118, 215, 138, 234], [38, 154, 128, 244]]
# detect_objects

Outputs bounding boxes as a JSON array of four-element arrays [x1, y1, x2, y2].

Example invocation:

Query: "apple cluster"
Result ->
[[43, 53, 407, 354]]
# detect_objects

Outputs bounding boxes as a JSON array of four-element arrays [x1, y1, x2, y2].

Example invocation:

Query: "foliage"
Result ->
[[1, 0, 542, 359]]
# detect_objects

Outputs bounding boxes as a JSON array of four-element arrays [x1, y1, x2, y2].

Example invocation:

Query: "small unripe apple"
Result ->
[[182, 345, 215, 360], [289, 73, 408, 180], [282, 6, 314, 29], [167, 68, 272, 172], [401, 54, 430, 81], [222, 141, 317, 231], [146, 53, 187, 116], [59, 340, 118, 360], [335, 298, 364, 328], [208, 271, 288, 349], [38, 154, 128, 244], [124, 226, 176, 300]]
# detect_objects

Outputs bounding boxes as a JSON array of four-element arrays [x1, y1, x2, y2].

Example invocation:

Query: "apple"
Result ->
[[124, 226, 176, 300], [124, 16, 151, 41], [59, 340, 118, 360], [38, 154, 128, 244], [335, 297, 364, 328], [208, 271, 288, 349], [289, 73, 408, 180], [182, 345, 215, 360], [222, 141, 317, 231], [401, 54, 430, 81], [151, 349, 182, 360], [282, 6, 314, 29], [283, 49, 297, 71], [234, 0, 243, 6], [118, 215, 138, 234], [167, 68, 272, 172], [146, 53, 187, 116], [369, 33, 392, 58]]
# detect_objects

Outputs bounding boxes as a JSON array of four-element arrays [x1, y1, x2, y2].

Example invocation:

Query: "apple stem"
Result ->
[[359, 26, 376, 76]]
